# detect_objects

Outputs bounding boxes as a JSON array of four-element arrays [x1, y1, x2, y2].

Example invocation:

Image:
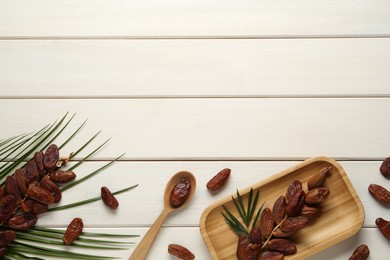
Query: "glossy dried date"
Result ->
[[40, 176, 62, 203], [26, 184, 55, 204], [380, 157, 390, 179], [0, 194, 17, 222], [349, 244, 369, 260], [101, 186, 119, 209], [21, 199, 48, 215], [8, 213, 38, 230], [236, 235, 261, 260], [14, 169, 27, 196], [259, 251, 284, 260], [280, 216, 309, 233], [24, 160, 39, 184], [285, 189, 305, 217], [308, 166, 331, 190], [44, 144, 59, 171], [169, 179, 191, 208], [34, 151, 46, 177], [300, 205, 322, 220], [5, 176, 22, 204], [272, 196, 287, 224], [168, 244, 195, 260], [267, 239, 297, 255], [376, 217, 390, 240], [304, 187, 330, 205], [0, 230, 16, 247], [63, 217, 84, 245], [50, 170, 76, 183], [368, 184, 390, 204], [260, 207, 274, 240], [206, 168, 231, 192], [286, 180, 302, 202]]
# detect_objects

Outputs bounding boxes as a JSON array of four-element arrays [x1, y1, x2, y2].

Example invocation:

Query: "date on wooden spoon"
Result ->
[[129, 171, 196, 260]]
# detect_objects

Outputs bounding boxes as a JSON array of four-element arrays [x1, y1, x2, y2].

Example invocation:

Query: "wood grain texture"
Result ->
[[0, 39, 390, 97], [1, 99, 390, 160], [0, 0, 389, 37]]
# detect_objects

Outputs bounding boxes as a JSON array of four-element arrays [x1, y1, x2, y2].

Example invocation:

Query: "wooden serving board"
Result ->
[[199, 156, 364, 259]]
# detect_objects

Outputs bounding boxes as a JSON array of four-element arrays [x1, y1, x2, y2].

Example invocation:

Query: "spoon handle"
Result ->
[[129, 209, 170, 260]]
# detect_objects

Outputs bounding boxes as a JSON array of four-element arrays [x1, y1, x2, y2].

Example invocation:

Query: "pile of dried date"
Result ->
[[236, 166, 332, 260], [0, 144, 119, 256]]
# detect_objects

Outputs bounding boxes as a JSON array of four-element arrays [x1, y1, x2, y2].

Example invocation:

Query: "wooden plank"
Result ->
[[36, 227, 387, 259], [0, 99, 389, 160], [28, 161, 386, 228], [1, 39, 390, 97], [0, 1, 389, 37]]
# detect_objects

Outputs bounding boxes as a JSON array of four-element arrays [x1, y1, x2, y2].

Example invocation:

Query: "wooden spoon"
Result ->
[[129, 170, 196, 260]]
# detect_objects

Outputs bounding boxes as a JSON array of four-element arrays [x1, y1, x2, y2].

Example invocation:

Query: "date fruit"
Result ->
[[101, 186, 119, 209], [280, 216, 309, 233], [206, 168, 231, 192], [259, 251, 284, 260], [5, 176, 22, 204], [368, 184, 390, 204], [236, 235, 261, 260], [26, 184, 55, 204], [169, 179, 191, 208], [0, 247, 8, 257], [0, 230, 16, 247], [300, 205, 322, 220], [50, 170, 76, 183], [8, 213, 38, 230], [308, 166, 331, 190], [304, 187, 330, 205], [63, 217, 84, 245], [0, 194, 16, 222], [14, 169, 27, 196], [44, 144, 59, 171], [267, 239, 297, 255], [21, 199, 48, 215], [380, 157, 390, 179], [24, 160, 39, 185], [286, 181, 302, 203], [375, 217, 390, 240], [285, 189, 305, 216], [168, 244, 195, 260], [349, 244, 369, 260], [40, 176, 62, 203], [272, 196, 287, 224], [260, 207, 274, 240]]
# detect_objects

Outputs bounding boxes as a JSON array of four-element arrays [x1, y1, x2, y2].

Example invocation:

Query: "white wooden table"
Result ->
[[1, 1, 390, 259]]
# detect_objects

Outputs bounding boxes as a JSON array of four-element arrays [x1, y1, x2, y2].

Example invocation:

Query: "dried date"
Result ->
[[285, 189, 305, 217], [63, 217, 84, 245], [8, 213, 38, 230], [0, 247, 8, 257], [168, 244, 195, 260], [272, 228, 295, 238], [50, 170, 76, 183], [300, 205, 322, 220], [0, 194, 17, 222], [5, 176, 22, 204], [380, 157, 390, 179], [40, 176, 62, 203], [286, 180, 302, 203], [376, 217, 390, 240], [26, 184, 55, 204], [206, 168, 231, 192], [21, 199, 48, 215], [259, 251, 284, 260], [169, 179, 191, 208], [34, 151, 46, 177], [280, 216, 309, 233], [24, 160, 39, 184], [307, 166, 331, 190], [14, 169, 27, 196], [260, 207, 274, 241], [272, 196, 287, 224], [368, 184, 390, 204], [304, 187, 330, 205], [101, 186, 119, 209], [349, 244, 370, 260], [267, 239, 297, 255], [0, 230, 16, 247], [44, 144, 59, 171], [236, 235, 261, 260], [249, 226, 262, 244]]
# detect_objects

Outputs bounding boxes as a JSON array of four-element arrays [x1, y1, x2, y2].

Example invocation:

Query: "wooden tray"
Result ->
[[199, 156, 364, 259]]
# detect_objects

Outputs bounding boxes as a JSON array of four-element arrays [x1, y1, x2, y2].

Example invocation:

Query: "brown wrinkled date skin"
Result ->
[[285, 181, 302, 202], [34, 151, 46, 179], [44, 144, 59, 171], [168, 244, 195, 260], [206, 168, 231, 192], [24, 160, 39, 185], [101, 186, 119, 209], [376, 217, 390, 240], [50, 170, 76, 183], [272, 196, 287, 224], [26, 184, 55, 204], [21, 199, 48, 215], [5, 176, 22, 204], [63, 217, 84, 245], [40, 176, 62, 203], [0, 195, 17, 222], [0, 230, 16, 247], [380, 157, 390, 179], [349, 244, 370, 260], [304, 187, 330, 205], [14, 169, 27, 196], [259, 251, 284, 260], [285, 189, 305, 217], [169, 179, 191, 208], [260, 207, 274, 241], [8, 213, 38, 230], [307, 166, 331, 190], [280, 216, 309, 233], [267, 239, 297, 255], [300, 205, 322, 221], [368, 184, 390, 204], [236, 235, 261, 260]]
